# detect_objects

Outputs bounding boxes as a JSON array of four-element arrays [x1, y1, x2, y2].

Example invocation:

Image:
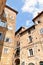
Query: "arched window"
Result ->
[[28, 63, 34, 65], [40, 61, 43, 65], [15, 59, 20, 65], [21, 62, 25, 65]]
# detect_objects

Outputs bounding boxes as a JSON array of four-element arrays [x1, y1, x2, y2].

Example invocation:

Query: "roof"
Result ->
[[19, 25, 35, 35], [15, 26, 26, 35], [5, 5, 18, 14], [32, 11, 43, 22]]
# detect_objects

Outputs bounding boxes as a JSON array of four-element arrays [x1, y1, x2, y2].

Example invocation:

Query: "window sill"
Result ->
[[28, 55, 34, 58], [28, 43, 34, 46]]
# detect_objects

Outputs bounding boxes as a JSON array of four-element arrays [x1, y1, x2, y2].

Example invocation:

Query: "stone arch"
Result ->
[[28, 63, 35, 65], [15, 58, 20, 65]]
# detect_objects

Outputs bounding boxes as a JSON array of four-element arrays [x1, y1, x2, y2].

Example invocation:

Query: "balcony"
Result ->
[[15, 47, 20, 57]]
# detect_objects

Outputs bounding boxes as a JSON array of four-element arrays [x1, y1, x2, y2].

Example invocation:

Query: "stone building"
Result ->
[[15, 11, 43, 65], [0, 4, 18, 65], [14, 27, 26, 65], [0, 1, 43, 65], [0, 0, 6, 15]]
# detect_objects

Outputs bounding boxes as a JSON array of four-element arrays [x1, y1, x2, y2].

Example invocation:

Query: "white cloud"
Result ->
[[26, 20, 29, 26], [26, 20, 32, 26], [21, 0, 43, 17], [38, 0, 43, 5]]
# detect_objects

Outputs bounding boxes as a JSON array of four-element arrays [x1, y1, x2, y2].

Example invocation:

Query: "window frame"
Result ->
[[21, 62, 25, 65], [29, 49, 33, 56], [0, 19, 7, 27], [0, 32, 3, 40], [28, 63, 34, 65], [4, 37, 12, 43], [29, 36, 32, 43], [40, 61, 43, 65], [4, 48, 8, 54]]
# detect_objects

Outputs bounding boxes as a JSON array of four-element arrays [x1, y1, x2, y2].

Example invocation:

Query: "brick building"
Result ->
[[0, 1, 18, 65], [14, 27, 26, 65], [15, 11, 43, 65], [0, 1, 43, 65]]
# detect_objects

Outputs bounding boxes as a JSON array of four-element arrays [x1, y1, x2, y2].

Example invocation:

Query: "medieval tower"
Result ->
[[0, 0, 18, 65]]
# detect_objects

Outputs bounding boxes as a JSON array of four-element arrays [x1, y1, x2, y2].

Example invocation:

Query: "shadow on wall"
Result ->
[[0, 11, 8, 60]]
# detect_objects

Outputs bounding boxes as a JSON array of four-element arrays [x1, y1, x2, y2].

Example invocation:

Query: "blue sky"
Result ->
[[6, 0, 43, 31]]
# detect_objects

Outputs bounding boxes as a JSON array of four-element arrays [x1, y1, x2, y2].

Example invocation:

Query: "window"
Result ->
[[29, 49, 33, 56], [0, 32, 3, 40], [16, 47, 20, 56], [3, 22, 7, 27], [38, 49, 40, 51], [31, 26, 35, 30], [40, 61, 43, 65], [0, 19, 7, 27], [28, 30, 31, 34], [6, 38, 9, 42], [17, 41, 20, 46], [3, 13, 6, 17], [3, 11, 8, 18], [35, 21, 38, 25], [21, 62, 25, 65], [5, 38, 12, 42], [10, 16, 14, 20], [4, 48, 8, 54], [7, 26, 13, 30], [29, 36, 32, 43], [28, 63, 34, 65], [17, 47, 20, 53], [38, 21, 40, 23], [35, 20, 40, 25], [40, 28, 43, 34]]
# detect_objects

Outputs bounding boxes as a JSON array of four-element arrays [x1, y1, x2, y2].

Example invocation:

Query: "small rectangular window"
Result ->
[[28, 30, 31, 34], [29, 49, 33, 56], [5, 38, 12, 42], [7, 26, 13, 30], [38, 21, 40, 23], [29, 36, 32, 43], [21, 62, 25, 65], [16, 47, 20, 56], [6, 38, 9, 42], [17, 41, 20, 46], [3, 13, 6, 17], [4, 48, 8, 54], [0, 19, 7, 27], [0, 32, 3, 40], [40, 61, 43, 65], [10, 16, 14, 20], [3, 12, 8, 18], [35, 21, 38, 25]]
